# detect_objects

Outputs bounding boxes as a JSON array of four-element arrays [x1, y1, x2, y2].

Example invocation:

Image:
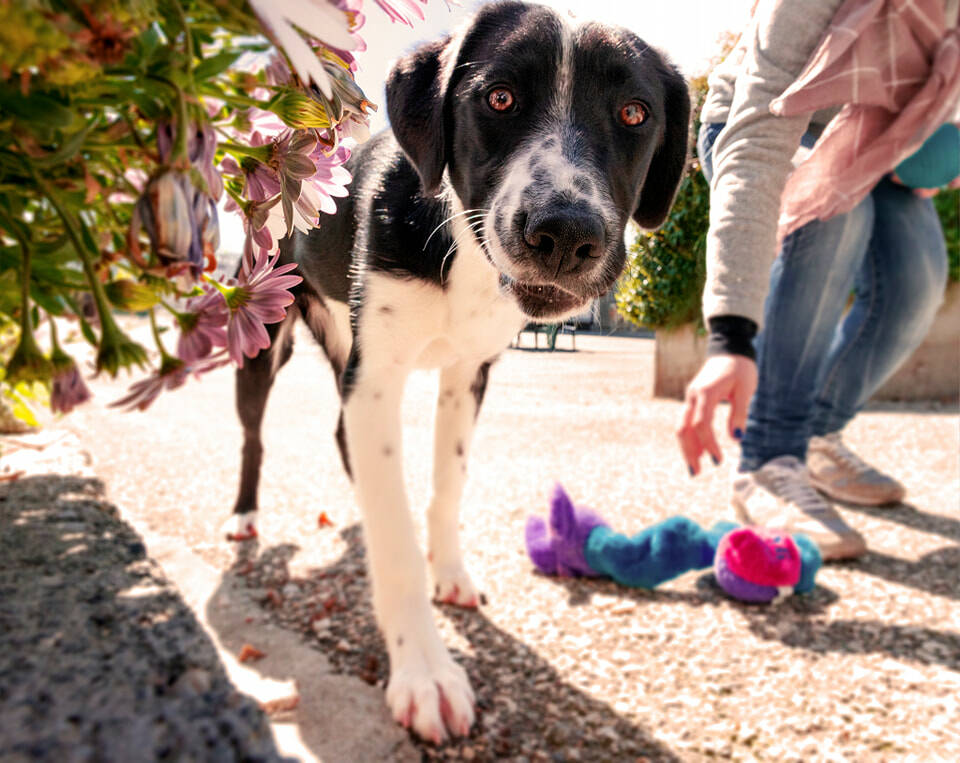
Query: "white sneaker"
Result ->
[[807, 433, 905, 506], [732, 455, 867, 561]]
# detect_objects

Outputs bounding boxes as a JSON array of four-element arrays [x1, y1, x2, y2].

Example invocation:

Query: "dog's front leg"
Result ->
[[342, 357, 475, 743], [428, 360, 492, 608]]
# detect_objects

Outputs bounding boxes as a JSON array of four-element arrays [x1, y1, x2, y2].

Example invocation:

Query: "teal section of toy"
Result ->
[[895, 123, 960, 189], [791, 533, 822, 594], [583, 517, 736, 589]]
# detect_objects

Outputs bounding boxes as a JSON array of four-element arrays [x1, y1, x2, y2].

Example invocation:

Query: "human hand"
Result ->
[[677, 354, 758, 476]]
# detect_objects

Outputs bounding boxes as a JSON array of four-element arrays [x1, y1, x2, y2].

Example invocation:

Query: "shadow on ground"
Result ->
[[0, 475, 288, 762], [841, 500, 960, 543], [206, 524, 684, 761], [544, 559, 960, 674], [829, 501, 960, 601]]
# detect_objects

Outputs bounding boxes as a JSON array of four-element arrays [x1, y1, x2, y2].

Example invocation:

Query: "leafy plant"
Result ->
[[934, 188, 959, 282], [615, 74, 710, 331], [0, 0, 430, 424], [615, 164, 709, 330]]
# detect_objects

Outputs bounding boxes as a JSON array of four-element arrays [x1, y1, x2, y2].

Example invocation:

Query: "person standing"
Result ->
[[677, 0, 960, 560]]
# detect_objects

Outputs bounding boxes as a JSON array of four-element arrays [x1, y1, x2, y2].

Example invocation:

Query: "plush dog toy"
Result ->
[[525, 484, 821, 603]]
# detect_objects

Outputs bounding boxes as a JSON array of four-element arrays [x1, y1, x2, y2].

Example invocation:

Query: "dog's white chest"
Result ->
[[435, 248, 525, 365], [361, 243, 524, 371]]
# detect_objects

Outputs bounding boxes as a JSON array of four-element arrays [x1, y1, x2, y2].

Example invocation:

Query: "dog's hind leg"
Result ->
[[427, 360, 493, 608], [228, 308, 297, 540], [298, 293, 354, 478]]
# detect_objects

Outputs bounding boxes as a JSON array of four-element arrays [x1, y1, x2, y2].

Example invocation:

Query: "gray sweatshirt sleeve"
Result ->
[[702, 0, 845, 327]]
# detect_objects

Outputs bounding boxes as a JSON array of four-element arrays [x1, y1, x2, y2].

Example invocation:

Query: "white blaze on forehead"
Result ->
[[554, 16, 577, 121]]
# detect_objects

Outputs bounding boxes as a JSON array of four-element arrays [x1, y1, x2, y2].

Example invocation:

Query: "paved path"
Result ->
[[19, 326, 960, 760]]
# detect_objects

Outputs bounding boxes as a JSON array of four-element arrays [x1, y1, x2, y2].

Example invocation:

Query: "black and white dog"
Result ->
[[231, 0, 689, 743]]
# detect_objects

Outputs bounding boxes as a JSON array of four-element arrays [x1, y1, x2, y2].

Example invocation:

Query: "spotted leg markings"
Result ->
[[428, 362, 487, 609], [342, 331, 475, 741]]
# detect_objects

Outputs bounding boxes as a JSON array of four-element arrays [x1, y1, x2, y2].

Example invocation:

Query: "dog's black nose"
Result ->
[[523, 203, 604, 276]]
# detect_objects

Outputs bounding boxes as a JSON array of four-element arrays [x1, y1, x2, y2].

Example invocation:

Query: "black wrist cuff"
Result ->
[[706, 315, 758, 360]]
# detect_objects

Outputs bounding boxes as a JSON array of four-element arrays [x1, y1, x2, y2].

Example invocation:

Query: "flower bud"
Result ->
[[4, 330, 53, 386], [270, 90, 332, 130], [104, 279, 160, 311]]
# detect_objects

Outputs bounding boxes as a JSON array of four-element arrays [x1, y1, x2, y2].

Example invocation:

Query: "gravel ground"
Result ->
[[44, 323, 960, 761], [0, 436, 288, 762]]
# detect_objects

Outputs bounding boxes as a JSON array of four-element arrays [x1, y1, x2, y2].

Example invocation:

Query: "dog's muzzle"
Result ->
[[490, 195, 609, 319], [521, 200, 605, 278]]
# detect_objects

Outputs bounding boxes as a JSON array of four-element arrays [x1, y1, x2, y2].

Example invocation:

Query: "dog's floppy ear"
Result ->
[[633, 63, 691, 229], [386, 37, 451, 196]]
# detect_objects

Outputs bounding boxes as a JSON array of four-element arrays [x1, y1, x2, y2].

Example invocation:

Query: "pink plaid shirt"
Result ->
[[771, 0, 960, 238]]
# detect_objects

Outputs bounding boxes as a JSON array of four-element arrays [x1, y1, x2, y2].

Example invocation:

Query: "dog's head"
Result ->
[[386, 1, 690, 320]]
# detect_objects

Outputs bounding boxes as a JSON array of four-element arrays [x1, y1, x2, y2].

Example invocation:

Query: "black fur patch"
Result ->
[[340, 344, 362, 401], [365, 152, 456, 288]]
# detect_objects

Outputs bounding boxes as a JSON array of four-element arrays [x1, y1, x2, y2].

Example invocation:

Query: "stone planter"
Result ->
[[653, 323, 707, 399], [653, 280, 960, 402]]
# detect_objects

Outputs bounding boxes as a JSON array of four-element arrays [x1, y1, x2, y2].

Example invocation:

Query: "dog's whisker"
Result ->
[[440, 219, 487, 284], [424, 208, 490, 250]]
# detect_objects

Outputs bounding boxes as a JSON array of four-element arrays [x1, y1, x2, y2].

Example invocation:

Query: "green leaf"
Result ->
[[139, 22, 165, 61], [76, 216, 100, 259], [0, 87, 76, 129], [79, 317, 97, 346], [28, 285, 67, 316], [129, 89, 168, 121], [34, 114, 103, 168], [194, 49, 244, 81]]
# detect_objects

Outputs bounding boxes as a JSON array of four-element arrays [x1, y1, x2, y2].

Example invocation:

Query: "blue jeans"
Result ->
[[698, 122, 948, 472]]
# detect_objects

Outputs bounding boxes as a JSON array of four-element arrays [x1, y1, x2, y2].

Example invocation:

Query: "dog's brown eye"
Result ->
[[488, 87, 515, 112], [620, 101, 647, 126]]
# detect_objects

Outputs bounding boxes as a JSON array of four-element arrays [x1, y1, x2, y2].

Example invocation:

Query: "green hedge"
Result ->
[[934, 189, 959, 282], [617, 133, 960, 332], [615, 73, 709, 332], [614, 163, 709, 330]]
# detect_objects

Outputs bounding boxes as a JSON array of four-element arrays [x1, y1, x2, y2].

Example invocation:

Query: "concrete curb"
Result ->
[[0, 470, 289, 762]]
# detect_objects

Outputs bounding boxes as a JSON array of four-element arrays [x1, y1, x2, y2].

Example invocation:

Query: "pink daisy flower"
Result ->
[[374, 0, 426, 26], [50, 358, 92, 414], [309, 144, 352, 201], [223, 190, 285, 254], [110, 355, 190, 412], [223, 249, 302, 367], [289, 143, 353, 234], [176, 288, 229, 363], [247, 0, 360, 99], [110, 353, 230, 412]]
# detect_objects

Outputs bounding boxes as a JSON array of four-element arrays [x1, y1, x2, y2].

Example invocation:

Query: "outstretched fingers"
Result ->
[[677, 354, 758, 476]]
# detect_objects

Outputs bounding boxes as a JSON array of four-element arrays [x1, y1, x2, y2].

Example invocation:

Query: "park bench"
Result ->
[[512, 322, 577, 351]]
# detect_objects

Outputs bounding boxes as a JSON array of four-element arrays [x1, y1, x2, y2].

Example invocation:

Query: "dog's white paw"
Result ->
[[386, 644, 475, 744], [223, 511, 258, 542], [430, 557, 481, 608]]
